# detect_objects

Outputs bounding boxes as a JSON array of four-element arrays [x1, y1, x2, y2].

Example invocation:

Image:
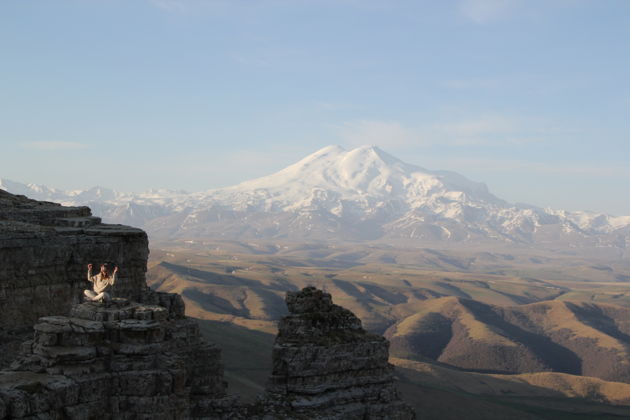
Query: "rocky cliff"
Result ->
[[1, 298, 234, 419], [0, 190, 148, 327], [0, 190, 148, 369], [262, 287, 415, 419], [0, 189, 414, 419]]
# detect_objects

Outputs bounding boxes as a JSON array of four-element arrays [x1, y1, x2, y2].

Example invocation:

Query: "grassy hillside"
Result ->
[[150, 239, 630, 308], [386, 298, 630, 382], [194, 318, 630, 419], [147, 244, 590, 333], [195, 319, 274, 401], [147, 240, 630, 415], [394, 357, 630, 418]]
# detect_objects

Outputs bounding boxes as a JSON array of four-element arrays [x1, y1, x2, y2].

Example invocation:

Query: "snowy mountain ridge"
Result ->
[[206, 145, 504, 213], [2, 145, 629, 248]]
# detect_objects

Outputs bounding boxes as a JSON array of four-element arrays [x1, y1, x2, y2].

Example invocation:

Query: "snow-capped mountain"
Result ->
[[205, 145, 505, 213], [2, 145, 629, 249]]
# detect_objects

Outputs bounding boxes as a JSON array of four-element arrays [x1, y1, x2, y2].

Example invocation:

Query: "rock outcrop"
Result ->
[[0, 189, 414, 419], [0, 190, 148, 332], [1, 298, 234, 419], [260, 287, 415, 419]]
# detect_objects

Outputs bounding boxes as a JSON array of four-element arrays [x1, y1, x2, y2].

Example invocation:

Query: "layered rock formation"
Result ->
[[0, 297, 234, 419], [0, 190, 148, 333], [0, 189, 414, 419], [262, 287, 415, 419]]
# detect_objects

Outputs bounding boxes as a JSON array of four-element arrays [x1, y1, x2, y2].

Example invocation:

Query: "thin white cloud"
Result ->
[[230, 46, 313, 71], [167, 146, 312, 189], [434, 115, 555, 145], [437, 115, 515, 137], [431, 157, 630, 178], [21, 141, 87, 151], [459, 0, 521, 24], [338, 120, 418, 148], [337, 115, 548, 148]]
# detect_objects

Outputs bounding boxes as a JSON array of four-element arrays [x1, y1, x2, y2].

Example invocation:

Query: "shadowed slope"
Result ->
[[394, 358, 630, 419], [386, 298, 630, 383]]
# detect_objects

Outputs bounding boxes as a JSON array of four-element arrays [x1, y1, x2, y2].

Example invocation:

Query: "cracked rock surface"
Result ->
[[0, 190, 415, 419], [0, 189, 148, 343], [260, 287, 415, 419], [1, 299, 236, 419]]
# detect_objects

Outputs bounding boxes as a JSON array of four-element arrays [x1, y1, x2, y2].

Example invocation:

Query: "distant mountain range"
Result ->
[[2, 145, 630, 249]]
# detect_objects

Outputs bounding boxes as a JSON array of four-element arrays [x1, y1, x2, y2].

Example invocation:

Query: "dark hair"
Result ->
[[100, 263, 112, 278]]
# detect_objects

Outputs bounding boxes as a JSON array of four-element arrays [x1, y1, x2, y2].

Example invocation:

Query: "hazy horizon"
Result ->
[[3, 143, 630, 217], [2, 1, 630, 214]]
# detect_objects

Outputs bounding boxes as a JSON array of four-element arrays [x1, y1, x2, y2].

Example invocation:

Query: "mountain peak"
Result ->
[[306, 145, 397, 162], [351, 144, 384, 153], [343, 145, 405, 168], [295, 144, 404, 172], [212, 145, 504, 215], [3, 147, 629, 245]]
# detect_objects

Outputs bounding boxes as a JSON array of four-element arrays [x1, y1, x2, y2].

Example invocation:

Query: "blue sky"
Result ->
[[1, 0, 630, 214]]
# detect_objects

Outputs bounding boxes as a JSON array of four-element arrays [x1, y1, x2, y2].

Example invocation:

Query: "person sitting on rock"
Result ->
[[84, 263, 118, 303]]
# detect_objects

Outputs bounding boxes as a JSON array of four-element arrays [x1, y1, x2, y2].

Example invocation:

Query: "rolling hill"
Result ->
[[386, 298, 630, 383], [147, 243, 630, 384], [141, 241, 630, 417]]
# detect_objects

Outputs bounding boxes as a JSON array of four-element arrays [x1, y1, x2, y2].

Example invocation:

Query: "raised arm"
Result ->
[[87, 263, 94, 282], [111, 266, 119, 285]]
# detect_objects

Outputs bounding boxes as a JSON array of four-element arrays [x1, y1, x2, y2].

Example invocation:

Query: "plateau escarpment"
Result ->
[[0, 189, 414, 419], [0, 190, 148, 368]]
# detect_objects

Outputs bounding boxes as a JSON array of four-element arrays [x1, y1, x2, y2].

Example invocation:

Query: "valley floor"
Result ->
[[148, 239, 630, 419]]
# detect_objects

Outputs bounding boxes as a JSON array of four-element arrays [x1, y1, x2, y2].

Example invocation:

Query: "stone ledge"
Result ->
[[0, 188, 415, 419], [70, 300, 169, 322]]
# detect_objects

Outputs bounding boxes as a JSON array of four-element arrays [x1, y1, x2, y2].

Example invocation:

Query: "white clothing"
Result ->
[[87, 269, 117, 294], [84, 268, 117, 302], [84, 289, 110, 302]]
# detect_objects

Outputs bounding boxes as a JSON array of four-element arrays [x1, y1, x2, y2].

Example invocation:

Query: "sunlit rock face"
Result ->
[[263, 287, 416, 420]]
